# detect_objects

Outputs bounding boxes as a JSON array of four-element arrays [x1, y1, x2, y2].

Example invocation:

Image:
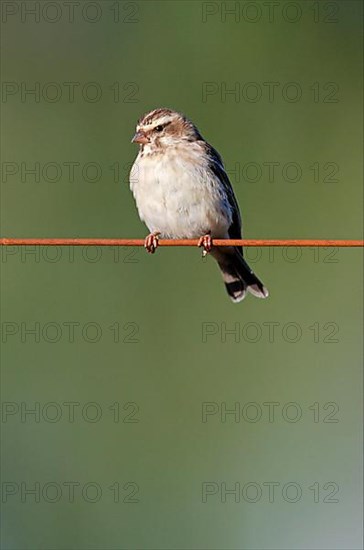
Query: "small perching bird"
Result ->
[[129, 108, 268, 303]]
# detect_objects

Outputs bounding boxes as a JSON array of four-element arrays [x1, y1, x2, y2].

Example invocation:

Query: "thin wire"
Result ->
[[0, 238, 363, 247]]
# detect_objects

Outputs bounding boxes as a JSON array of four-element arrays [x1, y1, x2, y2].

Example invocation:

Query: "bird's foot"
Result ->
[[144, 232, 160, 254], [198, 233, 213, 257]]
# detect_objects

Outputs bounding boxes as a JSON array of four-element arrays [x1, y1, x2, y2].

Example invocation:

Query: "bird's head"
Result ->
[[132, 108, 202, 153]]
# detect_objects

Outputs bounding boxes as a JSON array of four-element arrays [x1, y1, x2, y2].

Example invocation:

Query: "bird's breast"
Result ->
[[130, 149, 232, 238]]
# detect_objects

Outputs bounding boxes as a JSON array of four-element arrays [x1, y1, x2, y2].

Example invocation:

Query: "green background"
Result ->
[[1, 1, 362, 548]]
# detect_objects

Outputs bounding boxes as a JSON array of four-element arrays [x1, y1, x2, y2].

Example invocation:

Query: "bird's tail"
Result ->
[[212, 247, 269, 303]]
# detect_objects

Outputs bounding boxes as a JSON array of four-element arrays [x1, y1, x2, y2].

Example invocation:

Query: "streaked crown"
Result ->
[[134, 108, 202, 145]]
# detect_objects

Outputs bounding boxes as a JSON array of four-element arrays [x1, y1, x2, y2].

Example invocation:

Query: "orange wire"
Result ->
[[0, 238, 363, 247]]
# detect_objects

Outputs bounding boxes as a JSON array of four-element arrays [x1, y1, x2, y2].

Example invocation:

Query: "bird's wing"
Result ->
[[202, 142, 243, 245]]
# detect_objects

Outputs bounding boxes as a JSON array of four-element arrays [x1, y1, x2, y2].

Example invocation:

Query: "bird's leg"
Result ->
[[144, 231, 161, 254], [198, 232, 213, 257]]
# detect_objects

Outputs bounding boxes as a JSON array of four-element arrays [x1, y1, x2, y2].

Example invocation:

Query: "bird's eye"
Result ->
[[155, 125, 163, 132]]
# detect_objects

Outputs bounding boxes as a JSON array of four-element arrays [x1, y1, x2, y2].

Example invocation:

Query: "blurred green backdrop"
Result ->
[[1, 1, 363, 549]]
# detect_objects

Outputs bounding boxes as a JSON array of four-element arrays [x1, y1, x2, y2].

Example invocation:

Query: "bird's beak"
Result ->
[[131, 131, 149, 145]]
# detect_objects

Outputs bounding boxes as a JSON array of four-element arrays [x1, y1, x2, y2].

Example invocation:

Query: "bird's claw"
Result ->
[[144, 232, 160, 254], [198, 234, 213, 257]]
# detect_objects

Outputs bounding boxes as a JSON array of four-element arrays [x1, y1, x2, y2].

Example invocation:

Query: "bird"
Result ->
[[129, 108, 268, 303]]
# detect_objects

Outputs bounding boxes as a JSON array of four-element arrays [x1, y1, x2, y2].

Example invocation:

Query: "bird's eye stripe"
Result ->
[[154, 120, 172, 132], [153, 120, 172, 132]]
